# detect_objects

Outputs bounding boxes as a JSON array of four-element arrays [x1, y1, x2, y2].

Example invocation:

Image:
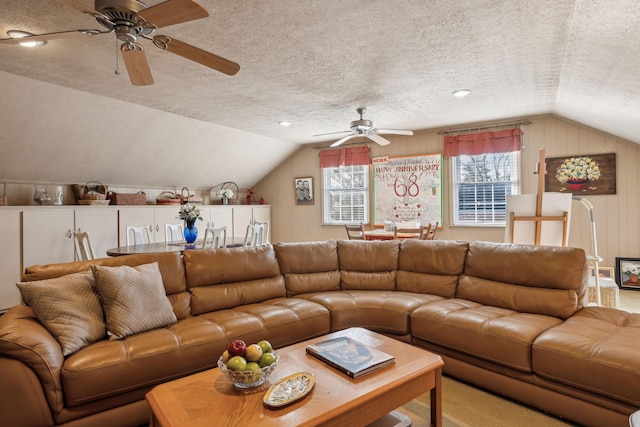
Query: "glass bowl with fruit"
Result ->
[[217, 339, 279, 389]]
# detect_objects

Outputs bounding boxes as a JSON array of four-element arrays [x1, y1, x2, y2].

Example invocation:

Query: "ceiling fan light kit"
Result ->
[[317, 107, 414, 148], [0, 0, 240, 85], [6, 30, 46, 47]]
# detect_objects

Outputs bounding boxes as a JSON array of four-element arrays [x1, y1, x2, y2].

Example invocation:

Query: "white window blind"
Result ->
[[451, 151, 520, 225], [322, 165, 369, 224]]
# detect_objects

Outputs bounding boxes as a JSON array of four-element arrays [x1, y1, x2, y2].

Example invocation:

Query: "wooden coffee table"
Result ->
[[146, 327, 443, 427]]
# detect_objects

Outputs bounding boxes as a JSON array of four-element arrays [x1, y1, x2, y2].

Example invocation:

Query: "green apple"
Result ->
[[245, 361, 261, 371], [226, 356, 247, 371], [259, 352, 277, 368], [257, 340, 273, 354], [245, 344, 263, 362]]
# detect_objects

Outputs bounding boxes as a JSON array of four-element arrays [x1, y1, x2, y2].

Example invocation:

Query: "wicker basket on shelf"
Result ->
[[156, 191, 182, 205], [74, 181, 108, 205]]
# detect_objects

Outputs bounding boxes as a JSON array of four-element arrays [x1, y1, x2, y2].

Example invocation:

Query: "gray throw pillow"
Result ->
[[91, 262, 177, 339], [17, 271, 106, 356]]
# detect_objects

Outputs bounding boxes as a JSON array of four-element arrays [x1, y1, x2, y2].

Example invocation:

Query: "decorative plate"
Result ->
[[263, 372, 315, 408]]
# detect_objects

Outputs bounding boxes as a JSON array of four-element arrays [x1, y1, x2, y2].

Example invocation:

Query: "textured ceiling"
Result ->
[[1, 0, 639, 188]]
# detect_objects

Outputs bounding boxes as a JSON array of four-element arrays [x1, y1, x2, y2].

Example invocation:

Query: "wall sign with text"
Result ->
[[373, 154, 443, 225]]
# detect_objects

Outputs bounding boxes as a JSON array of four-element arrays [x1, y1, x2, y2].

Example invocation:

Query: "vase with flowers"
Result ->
[[177, 204, 203, 243], [555, 156, 601, 191], [220, 188, 234, 205]]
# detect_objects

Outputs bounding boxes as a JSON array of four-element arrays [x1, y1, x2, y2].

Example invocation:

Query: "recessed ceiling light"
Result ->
[[7, 30, 46, 47], [452, 89, 471, 98], [278, 121, 291, 126]]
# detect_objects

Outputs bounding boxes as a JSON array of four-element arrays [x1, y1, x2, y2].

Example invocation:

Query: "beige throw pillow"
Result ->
[[91, 262, 177, 339], [16, 271, 106, 356]]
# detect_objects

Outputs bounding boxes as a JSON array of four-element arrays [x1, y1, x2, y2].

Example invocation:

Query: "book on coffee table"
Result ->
[[306, 336, 395, 378]]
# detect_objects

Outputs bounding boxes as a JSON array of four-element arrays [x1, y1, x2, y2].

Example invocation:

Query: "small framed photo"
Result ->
[[615, 257, 640, 288], [589, 266, 614, 279], [294, 177, 314, 205]]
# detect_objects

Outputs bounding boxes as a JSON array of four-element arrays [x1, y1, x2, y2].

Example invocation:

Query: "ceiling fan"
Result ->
[[0, 0, 240, 86], [314, 107, 414, 147]]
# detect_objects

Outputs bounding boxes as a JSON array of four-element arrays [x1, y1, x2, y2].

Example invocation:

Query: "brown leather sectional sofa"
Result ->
[[1, 239, 638, 427]]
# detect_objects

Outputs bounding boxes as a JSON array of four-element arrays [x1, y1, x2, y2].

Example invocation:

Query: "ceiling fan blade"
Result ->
[[330, 134, 357, 148], [313, 130, 352, 137], [56, 0, 107, 18], [121, 47, 154, 86], [137, 0, 209, 29], [0, 29, 105, 45], [154, 36, 240, 75], [367, 133, 391, 146], [374, 129, 414, 136]]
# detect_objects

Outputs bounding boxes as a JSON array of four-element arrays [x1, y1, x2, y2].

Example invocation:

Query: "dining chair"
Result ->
[[252, 220, 270, 244], [74, 231, 96, 261], [203, 226, 227, 249], [126, 225, 153, 246], [244, 222, 266, 247], [394, 225, 421, 240], [345, 223, 365, 240], [165, 223, 184, 243], [420, 222, 439, 240]]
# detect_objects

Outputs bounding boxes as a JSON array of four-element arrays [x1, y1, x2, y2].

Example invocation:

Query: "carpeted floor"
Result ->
[[402, 375, 578, 427]]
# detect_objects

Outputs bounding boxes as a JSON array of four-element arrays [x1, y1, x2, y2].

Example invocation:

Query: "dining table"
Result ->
[[106, 237, 246, 256], [363, 229, 421, 240]]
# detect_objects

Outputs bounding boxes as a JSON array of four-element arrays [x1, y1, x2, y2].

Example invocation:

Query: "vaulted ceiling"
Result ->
[[1, 0, 639, 189]]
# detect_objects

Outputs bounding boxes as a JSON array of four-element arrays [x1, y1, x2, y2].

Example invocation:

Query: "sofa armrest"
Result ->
[[0, 305, 64, 414]]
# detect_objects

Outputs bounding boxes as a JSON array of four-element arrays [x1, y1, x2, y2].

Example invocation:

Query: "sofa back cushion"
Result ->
[[397, 239, 469, 297], [337, 240, 399, 290], [183, 245, 285, 314], [274, 240, 340, 297], [460, 241, 588, 319], [22, 252, 190, 319]]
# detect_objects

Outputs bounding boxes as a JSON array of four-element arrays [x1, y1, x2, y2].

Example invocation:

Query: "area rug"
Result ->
[[402, 376, 577, 427]]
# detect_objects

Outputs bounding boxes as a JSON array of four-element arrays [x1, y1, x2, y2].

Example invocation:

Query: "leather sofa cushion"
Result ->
[[303, 291, 444, 335], [461, 241, 588, 318], [61, 317, 229, 407], [338, 240, 399, 290], [274, 241, 340, 296], [184, 245, 281, 288], [411, 298, 563, 372], [397, 239, 469, 297], [196, 298, 330, 348], [533, 307, 640, 406], [184, 245, 286, 315], [190, 276, 286, 314]]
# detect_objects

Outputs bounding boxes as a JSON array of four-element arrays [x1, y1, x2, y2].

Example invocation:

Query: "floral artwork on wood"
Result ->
[[544, 153, 616, 195]]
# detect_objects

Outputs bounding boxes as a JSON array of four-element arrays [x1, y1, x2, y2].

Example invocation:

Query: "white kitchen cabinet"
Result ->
[[23, 208, 76, 268], [118, 206, 184, 245], [0, 210, 22, 311], [233, 206, 253, 240], [205, 206, 233, 236], [75, 207, 118, 259]]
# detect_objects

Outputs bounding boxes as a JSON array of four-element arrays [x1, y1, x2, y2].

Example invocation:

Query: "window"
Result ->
[[452, 151, 520, 225], [322, 165, 369, 224]]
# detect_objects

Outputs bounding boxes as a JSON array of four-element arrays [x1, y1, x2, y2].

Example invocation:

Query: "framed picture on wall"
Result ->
[[589, 266, 614, 278], [544, 153, 616, 195], [294, 177, 314, 205], [615, 257, 640, 288]]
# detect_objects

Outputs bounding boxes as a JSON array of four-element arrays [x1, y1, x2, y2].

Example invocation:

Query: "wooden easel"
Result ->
[[510, 149, 569, 245]]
